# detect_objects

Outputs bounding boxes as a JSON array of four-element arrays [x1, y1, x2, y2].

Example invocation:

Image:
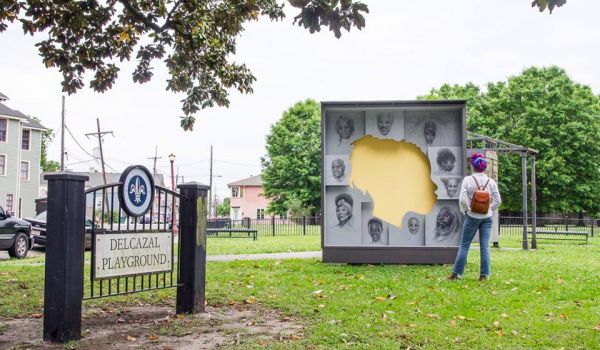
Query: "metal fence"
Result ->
[[207, 217, 321, 237], [499, 216, 596, 237], [207, 215, 597, 239]]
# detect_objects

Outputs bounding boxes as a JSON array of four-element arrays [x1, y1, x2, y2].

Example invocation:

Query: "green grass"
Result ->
[[206, 234, 320, 255], [1, 237, 599, 349]]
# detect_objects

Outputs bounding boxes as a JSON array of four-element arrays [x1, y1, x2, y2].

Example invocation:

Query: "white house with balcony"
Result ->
[[0, 91, 47, 217]]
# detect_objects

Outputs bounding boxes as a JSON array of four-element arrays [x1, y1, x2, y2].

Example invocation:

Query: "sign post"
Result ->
[[176, 182, 210, 314], [43, 173, 89, 342]]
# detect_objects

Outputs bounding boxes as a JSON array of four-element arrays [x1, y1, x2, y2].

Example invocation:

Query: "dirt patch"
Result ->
[[0, 304, 304, 349]]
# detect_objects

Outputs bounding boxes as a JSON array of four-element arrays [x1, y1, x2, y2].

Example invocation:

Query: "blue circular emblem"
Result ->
[[119, 165, 154, 217], [127, 175, 148, 207]]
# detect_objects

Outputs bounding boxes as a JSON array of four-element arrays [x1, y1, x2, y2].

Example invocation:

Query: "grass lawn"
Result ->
[[206, 234, 320, 255], [1, 237, 599, 349]]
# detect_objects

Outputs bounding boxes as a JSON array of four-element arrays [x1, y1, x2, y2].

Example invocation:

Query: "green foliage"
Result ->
[[30, 116, 60, 172], [261, 99, 321, 215], [420, 66, 600, 214], [0, 1, 368, 130], [531, 0, 567, 13], [217, 197, 230, 217]]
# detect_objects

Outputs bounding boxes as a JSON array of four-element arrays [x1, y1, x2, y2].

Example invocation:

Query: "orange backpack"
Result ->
[[470, 176, 491, 214]]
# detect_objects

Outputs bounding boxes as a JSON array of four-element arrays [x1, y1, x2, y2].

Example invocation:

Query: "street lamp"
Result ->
[[168, 153, 178, 235]]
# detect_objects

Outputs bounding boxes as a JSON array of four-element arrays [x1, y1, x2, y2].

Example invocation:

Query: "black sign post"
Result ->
[[176, 182, 210, 313], [43, 173, 89, 342]]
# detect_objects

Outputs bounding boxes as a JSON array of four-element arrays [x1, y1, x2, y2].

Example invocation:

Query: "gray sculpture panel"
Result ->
[[432, 176, 462, 200], [325, 111, 365, 155], [361, 202, 389, 246], [365, 110, 404, 141], [428, 146, 463, 176], [324, 186, 371, 246], [325, 155, 351, 186], [425, 201, 463, 247], [404, 110, 461, 151], [389, 212, 425, 246]]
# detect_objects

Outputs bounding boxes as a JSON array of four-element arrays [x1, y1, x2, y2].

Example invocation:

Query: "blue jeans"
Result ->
[[452, 214, 493, 277]]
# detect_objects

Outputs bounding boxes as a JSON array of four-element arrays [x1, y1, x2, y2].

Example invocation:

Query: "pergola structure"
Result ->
[[467, 132, 539, 249]]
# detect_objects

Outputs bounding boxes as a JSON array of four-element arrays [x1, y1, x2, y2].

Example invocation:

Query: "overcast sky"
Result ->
[[1, 0, 599, 200]]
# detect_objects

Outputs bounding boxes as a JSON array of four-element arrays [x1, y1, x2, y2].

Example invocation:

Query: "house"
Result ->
[[0, 92, 47, 218], [228, 175, 273, 220]]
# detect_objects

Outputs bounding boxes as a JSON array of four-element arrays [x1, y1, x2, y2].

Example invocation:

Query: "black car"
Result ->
[[0, 205, 33, 259], [26, 211, 97, 249]]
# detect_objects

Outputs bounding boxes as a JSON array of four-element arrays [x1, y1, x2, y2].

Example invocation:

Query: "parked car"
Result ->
[[0, 205, 33, 258], [26, 211, 98, 250]]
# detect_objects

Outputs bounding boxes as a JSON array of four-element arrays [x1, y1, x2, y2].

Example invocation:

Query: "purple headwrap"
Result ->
[[470, 153, 487, 172]]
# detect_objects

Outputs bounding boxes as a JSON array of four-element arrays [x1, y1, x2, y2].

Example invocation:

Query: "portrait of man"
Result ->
[[367, 218, 384, 243], [376, 112, 394, 136], [441, 177, 461, 198], [335, 115, 355, 146], [436, 148, 456, 174], [334, 193, 354, 229], [331, 159, 346, 182], [408, 217, 420, 235], [424, 121, 437, 145], [434, 206, 461, 241]]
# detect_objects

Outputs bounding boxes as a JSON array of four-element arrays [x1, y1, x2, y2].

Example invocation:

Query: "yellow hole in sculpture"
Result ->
[[348, 135, 437, 228]]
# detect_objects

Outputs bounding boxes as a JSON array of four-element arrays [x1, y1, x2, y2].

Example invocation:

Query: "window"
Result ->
[[256, 209, 265, 219], [6, 194, 13, 214], [20, 161, 29, 180], [231, 187, 240, 197], [0, 155, 5, 175], [0, 119, 6, 142], [22, 129, 30, 150]]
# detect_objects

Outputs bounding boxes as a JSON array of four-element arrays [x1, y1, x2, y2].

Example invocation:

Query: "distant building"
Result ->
[[0, 92, 47, 218], [228, 175, 273, 220]]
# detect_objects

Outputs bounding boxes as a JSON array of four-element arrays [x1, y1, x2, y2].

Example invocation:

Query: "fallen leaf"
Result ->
[[493, 321, 500, 328], [246, 321, 255, 326], [289, 334, 301, 340], [126, 335, 137, 342], [257, 339, 268, 346], [511, 330, 519, 336], [560, 313, 568, 320], [495, 330, 504, 337], [491, 290, 498, 295], [456, 315, 466, 320], [31, 313, 43, 319], [556, 277, 565, 284], [594, 324, 600, 331], [318, 304, 325, 308], [449, 320, 457, 327], [281, 316, 291, 322], [387, 294, 397, 300], [312, 289, 323, 295], [244, 296, 257, 304], [501, 313, 508, 319], [117, 318, 125, 323], [425, 313, 440, 319], [148, 334, 158, 341], [358, 274, 365, 280], [381, 313, 388, 321], [375, 296, 386, 301]]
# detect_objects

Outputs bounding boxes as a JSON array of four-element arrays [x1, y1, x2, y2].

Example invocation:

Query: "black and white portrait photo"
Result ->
[[361, 203, 389, 245], [325, 156, 350, 185], [334, 193, 354, 230], [365, 111, 404, 140], [325, 111, 365, 154], [425, 202, 463, 246], [433, 176, 462, 199], [428, 147, 462, 176], [389, 213, 425, 246], [404, 111, 462, 150]]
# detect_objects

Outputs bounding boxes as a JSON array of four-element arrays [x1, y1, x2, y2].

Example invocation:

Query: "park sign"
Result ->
[[93, 232, 173, 279]]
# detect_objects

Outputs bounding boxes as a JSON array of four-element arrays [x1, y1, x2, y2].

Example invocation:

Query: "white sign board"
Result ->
[[93, 232, 172, 279]]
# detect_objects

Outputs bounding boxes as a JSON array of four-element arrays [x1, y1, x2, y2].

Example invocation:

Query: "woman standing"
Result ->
[[449, 153, 502, 281]]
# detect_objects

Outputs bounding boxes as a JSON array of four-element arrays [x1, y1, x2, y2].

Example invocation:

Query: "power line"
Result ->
[[65, 125, 96, 159]]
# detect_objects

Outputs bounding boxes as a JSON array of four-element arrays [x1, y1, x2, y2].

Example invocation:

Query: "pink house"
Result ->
[[228, 175, 273, 220]]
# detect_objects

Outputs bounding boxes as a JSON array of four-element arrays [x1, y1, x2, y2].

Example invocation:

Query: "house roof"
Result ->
[[228, 175, 263, 187], [0, 101, 47, 130], [0, 92, 8, 102]]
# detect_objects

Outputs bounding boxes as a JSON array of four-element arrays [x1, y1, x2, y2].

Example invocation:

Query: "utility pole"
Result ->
[[147, 145, 162, 176], [86, 119, 114, 215], [209, 145, 213, 218], [60, 96, 65, 171]]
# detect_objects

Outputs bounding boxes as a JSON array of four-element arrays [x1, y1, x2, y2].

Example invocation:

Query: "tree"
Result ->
[[531, 0, 567, 13], [261, 99, 320, 215], [30, 116, 60, 172], [420, 66, 600, 215], [217, 197, 230, 217], [0, 0, 368, 130]]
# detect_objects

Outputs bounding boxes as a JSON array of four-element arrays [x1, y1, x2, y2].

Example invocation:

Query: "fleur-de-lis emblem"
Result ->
[[129, 177, 146, 204]]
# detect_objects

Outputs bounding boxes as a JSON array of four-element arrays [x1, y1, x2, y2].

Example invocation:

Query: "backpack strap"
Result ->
[[472, 175, 490, 190]]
